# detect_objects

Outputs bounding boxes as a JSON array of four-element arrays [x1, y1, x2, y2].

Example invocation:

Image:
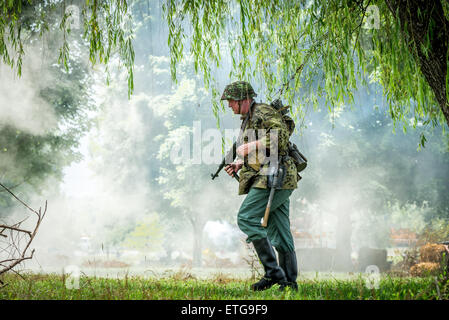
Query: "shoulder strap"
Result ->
[[237, 112, 250, 146]]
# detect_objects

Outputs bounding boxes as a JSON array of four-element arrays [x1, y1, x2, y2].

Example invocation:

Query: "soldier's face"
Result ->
[[228, 99, 241, 114]]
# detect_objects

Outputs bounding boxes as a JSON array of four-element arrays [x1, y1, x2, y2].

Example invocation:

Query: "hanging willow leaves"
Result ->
[[0, 0, 135, 98], [164, 0, 449, 136], [1, 0, 448, 132]]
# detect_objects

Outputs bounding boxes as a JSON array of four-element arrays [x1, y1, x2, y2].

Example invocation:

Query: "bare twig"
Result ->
[[0, 182, 24, 193], [0, 182, 41, 216], [0, 182, 47, 284], [0, 225, 32, 236], [242, 240, 263, 281]]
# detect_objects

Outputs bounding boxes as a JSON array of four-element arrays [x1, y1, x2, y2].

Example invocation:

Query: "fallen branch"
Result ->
[[0, 182, 47, 282], [0, 225, 32, 236]]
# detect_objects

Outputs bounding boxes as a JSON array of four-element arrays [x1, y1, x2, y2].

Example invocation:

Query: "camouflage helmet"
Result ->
[[220, 81, 257, 101]]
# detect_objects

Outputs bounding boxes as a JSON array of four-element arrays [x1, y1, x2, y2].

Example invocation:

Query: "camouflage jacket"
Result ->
[[238, 102, 298, 195]]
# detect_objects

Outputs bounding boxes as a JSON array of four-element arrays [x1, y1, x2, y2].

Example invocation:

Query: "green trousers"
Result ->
[[237, 187, 295, 253]]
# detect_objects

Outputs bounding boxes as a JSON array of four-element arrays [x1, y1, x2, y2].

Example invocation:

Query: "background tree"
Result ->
[[155, 56, 240, 267], [122, 214, 164, 253], [0, 2, 95, 215]]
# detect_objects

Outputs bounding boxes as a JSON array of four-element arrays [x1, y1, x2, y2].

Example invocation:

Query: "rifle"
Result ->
[[210, 141, 240, 182], [211, 113, 250, 182]]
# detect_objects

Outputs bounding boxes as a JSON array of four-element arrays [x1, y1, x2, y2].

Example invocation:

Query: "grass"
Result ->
[[1, 271, 448, 300]]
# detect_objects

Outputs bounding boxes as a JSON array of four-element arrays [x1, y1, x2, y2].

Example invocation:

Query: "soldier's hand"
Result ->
[[224, 160, 243, 177]]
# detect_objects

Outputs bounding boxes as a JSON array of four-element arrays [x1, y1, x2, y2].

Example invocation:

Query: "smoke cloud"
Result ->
[[0, 53, 58, 135]]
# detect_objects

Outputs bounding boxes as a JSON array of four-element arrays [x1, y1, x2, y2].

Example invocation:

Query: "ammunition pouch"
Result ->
[[288, 142, 307, 173]]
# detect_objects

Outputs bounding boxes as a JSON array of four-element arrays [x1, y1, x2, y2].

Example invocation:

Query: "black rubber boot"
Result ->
[[278, 250, 298, 291], [251, 237, 288, 291]]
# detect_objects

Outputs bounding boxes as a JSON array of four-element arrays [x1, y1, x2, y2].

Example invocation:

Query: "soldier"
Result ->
[[221, 81, 299, 291]]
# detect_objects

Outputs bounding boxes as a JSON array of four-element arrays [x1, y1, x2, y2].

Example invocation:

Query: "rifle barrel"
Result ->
[[211, 142, 239, 181]]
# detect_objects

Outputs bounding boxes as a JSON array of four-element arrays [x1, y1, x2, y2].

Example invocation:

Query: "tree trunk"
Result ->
[[385, 0, 449, 127], [336, 211, 353, 271], [189, 215, 205, 268]]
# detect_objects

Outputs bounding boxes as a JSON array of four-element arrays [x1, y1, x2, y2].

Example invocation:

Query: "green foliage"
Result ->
[[0, 2, 95, 214], [389, 201, 431, 234], [0, 0, 29, 76], [165, 0, 449, 134], [0, 126, 81, 208], [122, 214, 164, 251], [0, 0, 135, 97], [102, 218, 136, 249], [418, 219, 449, 245]]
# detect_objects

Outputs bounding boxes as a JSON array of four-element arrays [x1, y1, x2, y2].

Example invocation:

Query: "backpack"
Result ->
[[270, 99, 308, 178]]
